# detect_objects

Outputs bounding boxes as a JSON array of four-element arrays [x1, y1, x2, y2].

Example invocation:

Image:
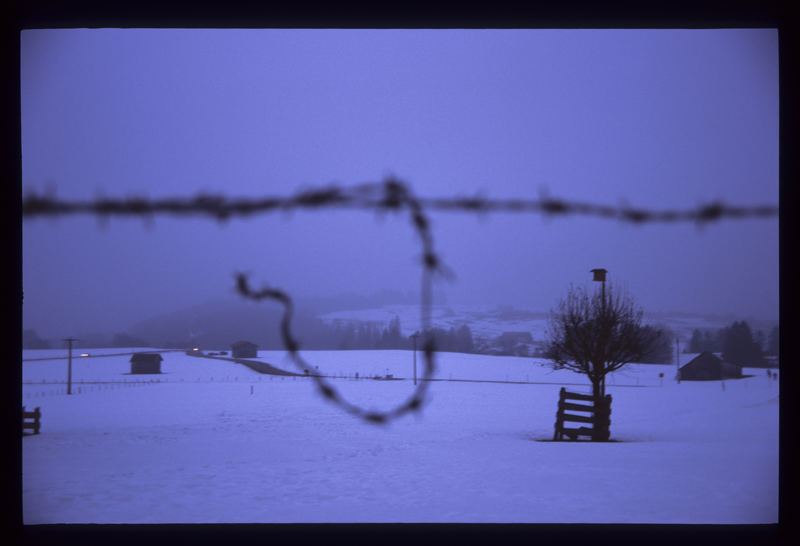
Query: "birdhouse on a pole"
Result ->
[[590, 268, 607, 282]]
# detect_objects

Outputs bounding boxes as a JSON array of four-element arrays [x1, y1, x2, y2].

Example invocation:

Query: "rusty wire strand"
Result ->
[[21, 178, 778, 424], [22, 182, 778, 225]]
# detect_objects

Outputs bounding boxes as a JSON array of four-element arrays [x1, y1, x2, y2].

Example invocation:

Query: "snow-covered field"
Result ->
[[22, 349, 778, 523]]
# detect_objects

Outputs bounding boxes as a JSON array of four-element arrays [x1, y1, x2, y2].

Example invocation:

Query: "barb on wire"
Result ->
[[20, 177, 778, 424]]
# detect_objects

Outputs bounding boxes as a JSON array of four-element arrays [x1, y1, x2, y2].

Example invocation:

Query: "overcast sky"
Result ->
[[21, 28, 779, 338]]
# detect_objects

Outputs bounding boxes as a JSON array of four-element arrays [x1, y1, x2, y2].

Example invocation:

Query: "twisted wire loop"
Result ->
[[21, 177, 778, 423], [235, 179, 440, 425]]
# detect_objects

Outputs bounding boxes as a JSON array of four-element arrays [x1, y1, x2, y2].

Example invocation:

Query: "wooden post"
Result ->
[[592, 394, 612, 441], [64, 338, 78, 395], [553, 387, 566, 440], [22, 406, 41, 435], [411, 332, 419, 386]]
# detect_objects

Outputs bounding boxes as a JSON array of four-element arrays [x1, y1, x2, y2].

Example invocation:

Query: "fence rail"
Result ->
[[22, 406, 41, 435], [553, 387, 612, 441]]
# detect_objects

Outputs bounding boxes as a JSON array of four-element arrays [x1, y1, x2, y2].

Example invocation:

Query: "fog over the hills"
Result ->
[[21, 29, 778, 341]]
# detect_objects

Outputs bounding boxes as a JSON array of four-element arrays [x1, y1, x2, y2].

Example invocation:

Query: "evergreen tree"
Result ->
[[767, 325, 779, 356], [447, 327, 458, 352], [455, 324, 474, 353], [688, 329, 705, 353], [377, 316, 406, 349], [354, 324, 368, 349], [712, 328, 726, 353], [367, 323, 381, 349], [338, 323, 356, 350], [722, 321, 764, 366], [426, 327, 450, 352], [754, 330, 766, 354], [639, 325, 674, 363]]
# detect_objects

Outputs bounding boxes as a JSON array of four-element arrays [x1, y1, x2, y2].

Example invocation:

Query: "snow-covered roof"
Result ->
[[129, 352, 163, 363]]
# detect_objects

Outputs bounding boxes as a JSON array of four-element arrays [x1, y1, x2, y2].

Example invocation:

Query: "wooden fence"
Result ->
[[22, 406, 41, 436], [552, 387, 611, 441]]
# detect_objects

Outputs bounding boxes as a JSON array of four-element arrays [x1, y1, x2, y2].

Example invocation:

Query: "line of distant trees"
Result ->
[[686, 321, 777, 366], [332, 316, 477, 353], [22, 318, 480, 355], [637, 324, 677, 364], [25, 319, 777, 367], [22, 329, 153, 350]]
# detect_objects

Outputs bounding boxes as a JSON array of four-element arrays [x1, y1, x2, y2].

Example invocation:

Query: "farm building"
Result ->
[[678, 352, 742, 381], [492, 331, 535, 356], [495, 331, 534, 345], [231, 340, 258, 358], [129, 353, 163, 374]]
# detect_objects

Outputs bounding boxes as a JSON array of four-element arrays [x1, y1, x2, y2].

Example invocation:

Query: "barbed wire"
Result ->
[[20, 178, 779, 425], [22, 180, 778, 225]]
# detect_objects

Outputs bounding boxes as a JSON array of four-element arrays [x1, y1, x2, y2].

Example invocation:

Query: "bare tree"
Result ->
[[545, 283, 660, 398]]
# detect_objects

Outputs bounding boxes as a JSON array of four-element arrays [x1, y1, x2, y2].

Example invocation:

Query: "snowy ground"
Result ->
[[22, 349, 778, 523]]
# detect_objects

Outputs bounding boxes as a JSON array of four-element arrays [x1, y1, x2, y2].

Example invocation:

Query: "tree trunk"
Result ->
[[590, 360, 606, 399], [591, 376, 604, 399], [590, 377, 608, 441]]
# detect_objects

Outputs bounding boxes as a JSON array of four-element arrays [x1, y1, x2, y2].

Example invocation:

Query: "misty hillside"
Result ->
[[127, 298, 289, 349], [317, 304, 777, 347], [121, 294, 778, 354]]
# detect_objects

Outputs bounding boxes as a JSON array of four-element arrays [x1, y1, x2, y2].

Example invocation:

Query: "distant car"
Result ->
[[220, 351, 228, 355], [80, 353, 90, 357]]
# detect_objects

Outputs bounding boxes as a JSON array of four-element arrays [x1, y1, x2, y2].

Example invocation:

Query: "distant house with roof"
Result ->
[[493, 331, 535, 356], [129, 353, 163, 374], [231, 340, 258, 358], [678, 352, 742, 381]]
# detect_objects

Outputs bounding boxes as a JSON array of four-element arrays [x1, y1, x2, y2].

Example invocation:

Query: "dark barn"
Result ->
[[231, 340, 258, 358], [129, 353, 163, 374], [678, 352, 742, 381]]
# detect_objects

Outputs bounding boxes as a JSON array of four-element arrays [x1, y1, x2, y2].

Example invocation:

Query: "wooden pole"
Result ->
[[64, 338, 77, 395], [411, 332, 419, 386], [601, 278, 606, 397]]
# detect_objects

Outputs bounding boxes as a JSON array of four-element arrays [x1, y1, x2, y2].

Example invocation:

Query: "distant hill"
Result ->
[[127, 297, 287, 349], [124, 290, 449, 350], [44, 291, 776, 354]]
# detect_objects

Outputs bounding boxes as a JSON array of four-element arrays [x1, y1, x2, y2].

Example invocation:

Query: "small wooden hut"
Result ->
[[129, 353, 163, 374], [231, 340, 258, 358], [678, 352, 742, 381]]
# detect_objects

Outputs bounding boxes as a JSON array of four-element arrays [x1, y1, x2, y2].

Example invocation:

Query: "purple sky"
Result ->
[[21, 29, 779, 337]]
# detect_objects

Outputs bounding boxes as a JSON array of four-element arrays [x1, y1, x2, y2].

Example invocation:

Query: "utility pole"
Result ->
[[64, 338, 78, 395], [411, 332, 419, 386]]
